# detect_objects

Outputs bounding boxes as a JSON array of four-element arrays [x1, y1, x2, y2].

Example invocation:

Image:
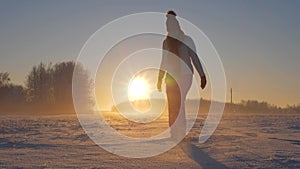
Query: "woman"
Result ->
[[157, 10, 207, 140]]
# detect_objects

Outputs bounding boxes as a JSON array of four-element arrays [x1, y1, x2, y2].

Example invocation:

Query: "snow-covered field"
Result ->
[[0, 112, 299, 168]]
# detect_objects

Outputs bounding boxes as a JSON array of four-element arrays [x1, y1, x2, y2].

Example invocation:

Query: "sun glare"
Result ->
[[128, 77, 149, 101]]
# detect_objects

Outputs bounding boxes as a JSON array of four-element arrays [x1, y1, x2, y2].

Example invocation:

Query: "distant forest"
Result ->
[[0, 61, 93, 114], [0, 61, 299, 114], [112, 98, 300, 115]]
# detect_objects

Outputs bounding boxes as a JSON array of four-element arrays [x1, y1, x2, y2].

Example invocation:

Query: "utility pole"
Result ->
[[230, 88, 233, 105]]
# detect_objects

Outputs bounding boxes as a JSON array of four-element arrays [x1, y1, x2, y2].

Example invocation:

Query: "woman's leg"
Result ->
[[166, 74, 192, 140], [166, 74, 181, 127]]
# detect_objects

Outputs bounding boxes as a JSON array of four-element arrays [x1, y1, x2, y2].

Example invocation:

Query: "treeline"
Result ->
[[0, 61, 92, 114], [228, 100, 300, 114], [111, 98, 300, 114], [1, 62, 299, 114]]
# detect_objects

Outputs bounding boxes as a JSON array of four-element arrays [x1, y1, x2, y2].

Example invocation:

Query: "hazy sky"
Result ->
[[0, 0, 299, 107]]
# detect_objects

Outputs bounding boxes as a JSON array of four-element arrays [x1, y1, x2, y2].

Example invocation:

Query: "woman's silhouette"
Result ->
[[157, 10, 207, 140]]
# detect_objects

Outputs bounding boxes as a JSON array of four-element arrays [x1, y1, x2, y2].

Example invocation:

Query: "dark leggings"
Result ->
[[165, 73, 192, 138]]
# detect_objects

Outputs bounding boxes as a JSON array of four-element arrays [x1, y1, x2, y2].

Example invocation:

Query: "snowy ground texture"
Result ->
[[0, 112, 299, 169]]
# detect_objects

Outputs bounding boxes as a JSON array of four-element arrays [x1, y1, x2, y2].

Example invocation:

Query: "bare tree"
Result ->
[[0, 72, 10, 86], [25, 63, 53, 111], [52, 61, 75, 112]]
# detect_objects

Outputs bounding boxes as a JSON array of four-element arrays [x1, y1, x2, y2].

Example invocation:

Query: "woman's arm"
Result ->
[[188, 37, 205, 77], [188, 37, 207, 89]]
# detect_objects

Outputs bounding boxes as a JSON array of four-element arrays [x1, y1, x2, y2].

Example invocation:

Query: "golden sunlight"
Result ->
[[128, 77, 149, 101]]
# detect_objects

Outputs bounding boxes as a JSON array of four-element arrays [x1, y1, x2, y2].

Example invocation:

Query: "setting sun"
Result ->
[[128, 77, 149, 101]]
